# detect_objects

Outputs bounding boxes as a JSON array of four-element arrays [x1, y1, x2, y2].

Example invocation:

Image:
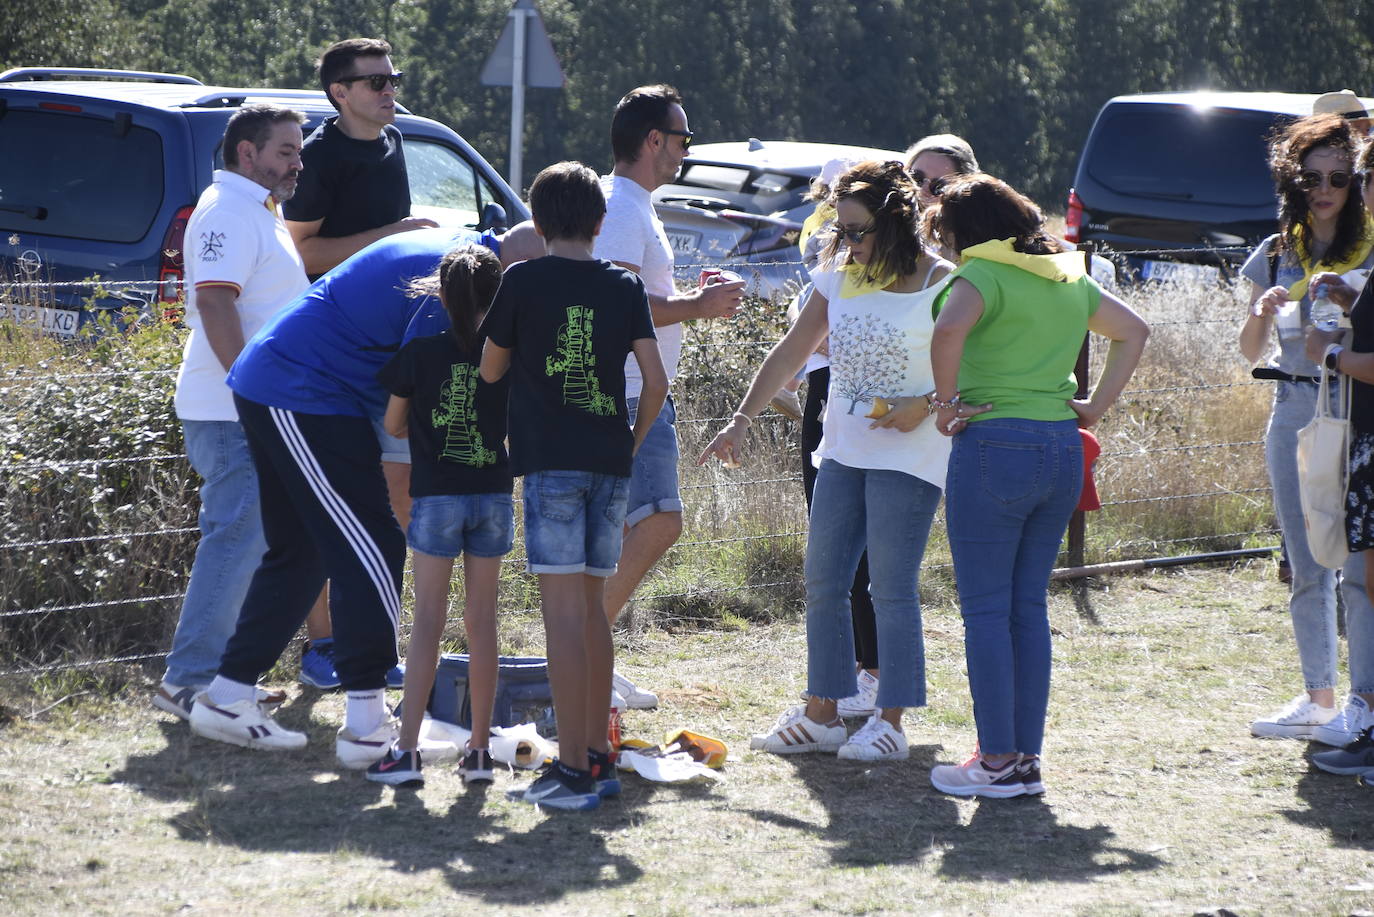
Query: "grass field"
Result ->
[[3, 561, 1373, 916]]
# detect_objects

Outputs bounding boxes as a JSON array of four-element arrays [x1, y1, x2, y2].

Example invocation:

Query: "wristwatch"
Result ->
[[1324, 344, 1345, 372]]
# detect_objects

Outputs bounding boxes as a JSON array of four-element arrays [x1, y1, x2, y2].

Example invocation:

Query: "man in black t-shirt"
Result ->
[[286, 37, 437, 281]]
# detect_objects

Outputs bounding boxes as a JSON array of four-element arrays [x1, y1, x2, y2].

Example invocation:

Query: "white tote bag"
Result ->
[[1296, 367, 1351, 570]]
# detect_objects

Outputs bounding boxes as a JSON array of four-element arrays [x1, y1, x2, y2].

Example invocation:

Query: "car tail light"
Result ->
[[158, 205, 195, 317], [1064, 189, 1083, 244]]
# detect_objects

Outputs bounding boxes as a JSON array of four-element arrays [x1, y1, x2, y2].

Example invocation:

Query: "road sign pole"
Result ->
[[508, 7, 527, 193]]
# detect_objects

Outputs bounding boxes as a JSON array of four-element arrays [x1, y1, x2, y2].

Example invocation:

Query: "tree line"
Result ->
[[6, 0, 1374, 205]]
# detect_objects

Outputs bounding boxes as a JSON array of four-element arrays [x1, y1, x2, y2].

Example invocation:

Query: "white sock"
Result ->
[[345, 690, 386, 736], [205, 676, 255, 707]]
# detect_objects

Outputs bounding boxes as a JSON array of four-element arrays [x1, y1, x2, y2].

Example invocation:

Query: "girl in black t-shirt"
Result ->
[[369, 245, 512, 788]]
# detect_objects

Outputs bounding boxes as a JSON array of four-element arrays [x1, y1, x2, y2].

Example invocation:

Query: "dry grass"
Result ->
[[2, 562, 1372, 916]]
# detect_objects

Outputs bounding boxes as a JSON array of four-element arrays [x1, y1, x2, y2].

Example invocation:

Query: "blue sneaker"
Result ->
[[299, 638, 341, 690], [385, 662, 406, 689], [1313, 727, 1374, 776], [588, 747, 621, 798], [510, 761, 600, 811]]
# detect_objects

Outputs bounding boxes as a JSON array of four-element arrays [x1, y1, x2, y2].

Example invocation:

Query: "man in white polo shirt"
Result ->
[[594, 85, 744, 707], [152, 105, 310, 721]]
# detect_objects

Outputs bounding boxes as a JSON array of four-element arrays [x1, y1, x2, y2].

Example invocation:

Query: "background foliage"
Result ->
[[6, 0, 1374, 203]]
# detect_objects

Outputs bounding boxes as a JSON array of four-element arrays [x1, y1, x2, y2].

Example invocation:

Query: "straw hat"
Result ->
[[1312, 89, 1369, 119]]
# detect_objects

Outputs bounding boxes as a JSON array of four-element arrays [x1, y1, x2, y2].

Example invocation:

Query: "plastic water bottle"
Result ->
[[1310, 282, 1344, 331]]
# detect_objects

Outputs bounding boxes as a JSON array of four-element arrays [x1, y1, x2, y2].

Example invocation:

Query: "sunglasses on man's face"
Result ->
[[659, 128, 693, 150], [1296, 169, 1353, 191], [337, 71, 404, 92]]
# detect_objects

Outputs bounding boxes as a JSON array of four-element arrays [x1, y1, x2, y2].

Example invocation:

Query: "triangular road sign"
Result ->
[[480, 0, 565, 89]]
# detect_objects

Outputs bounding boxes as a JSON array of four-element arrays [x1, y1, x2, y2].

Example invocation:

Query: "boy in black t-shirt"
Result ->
[[481, 162, 667, 810], [369, 245, 512, 788]]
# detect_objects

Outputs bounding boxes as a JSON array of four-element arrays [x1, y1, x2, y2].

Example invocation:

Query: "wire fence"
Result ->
[[0, 256, 1279, 676]]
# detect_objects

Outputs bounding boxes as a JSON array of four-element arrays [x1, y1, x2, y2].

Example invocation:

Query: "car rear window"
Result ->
[[668, 163, 810, 216], [0, 110, 165, 242], [1084, 104, 1281, 207]]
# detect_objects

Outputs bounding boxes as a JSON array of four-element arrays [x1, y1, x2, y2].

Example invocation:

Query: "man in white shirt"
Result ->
[[152, 105, 310, 721], [594, 85, 744, 707]]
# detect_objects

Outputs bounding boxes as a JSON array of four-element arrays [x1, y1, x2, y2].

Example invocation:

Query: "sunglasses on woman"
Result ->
[[835, 224, 875, 244], [1296, 169, 1353, 191], [910, 171, 950, 196], [337, 71, 404, 92]]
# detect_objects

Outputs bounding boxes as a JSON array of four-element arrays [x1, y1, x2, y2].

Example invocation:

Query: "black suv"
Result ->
[[1064, 90, 1368, 283], [0, 67, 528, 335]]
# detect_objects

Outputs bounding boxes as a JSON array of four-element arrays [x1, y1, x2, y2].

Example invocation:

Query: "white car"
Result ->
[[652, 139, 904, 299]]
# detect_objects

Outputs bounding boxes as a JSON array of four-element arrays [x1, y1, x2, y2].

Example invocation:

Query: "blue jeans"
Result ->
[[804, 459, 941, 709], [625, 396, 683, 526], [162, 420, 267, 688], [523, 470, 630, 576], [946, 418, 1083, 757], [1266, 381, 1374, 693], [409, 492, 514, 559]]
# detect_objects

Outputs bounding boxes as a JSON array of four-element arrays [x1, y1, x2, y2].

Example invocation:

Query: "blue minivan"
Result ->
[[0, 67, 528, 335]]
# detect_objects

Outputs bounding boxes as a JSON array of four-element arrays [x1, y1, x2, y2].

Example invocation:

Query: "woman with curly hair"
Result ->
[[922, 174, 1147, 797], [1242, 113, 1374, 746], [700, 160, 972, 761]]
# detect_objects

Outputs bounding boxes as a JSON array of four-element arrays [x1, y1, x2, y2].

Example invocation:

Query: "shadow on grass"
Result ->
[[1280, 749, 1374, 851], [113, 698, 647, 907], [736, 745, 1163, 881]]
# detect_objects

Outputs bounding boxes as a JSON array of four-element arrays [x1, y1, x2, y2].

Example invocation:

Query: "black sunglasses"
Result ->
[[337, 70, 404, 92], [659, 127, 694, 150], [911, 170, 950, 196], [835, 223, 876, 244], [1296, 169, 1353, 191]]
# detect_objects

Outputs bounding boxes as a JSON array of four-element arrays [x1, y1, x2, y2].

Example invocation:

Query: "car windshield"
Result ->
[[1085, 104, 1281, 207], [660, 162, 811, 217]]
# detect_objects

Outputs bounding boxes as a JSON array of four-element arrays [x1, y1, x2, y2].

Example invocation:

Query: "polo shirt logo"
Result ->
[[198, 230, 226, 262]]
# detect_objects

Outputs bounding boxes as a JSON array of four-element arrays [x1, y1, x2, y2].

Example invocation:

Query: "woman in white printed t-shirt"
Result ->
[[700, 160, 987, 761]]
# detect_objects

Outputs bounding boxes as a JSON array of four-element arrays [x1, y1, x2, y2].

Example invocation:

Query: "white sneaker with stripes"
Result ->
[[837, 714, 909, 761], [749, 705, 846, 754], [189, 692, 307, 751]]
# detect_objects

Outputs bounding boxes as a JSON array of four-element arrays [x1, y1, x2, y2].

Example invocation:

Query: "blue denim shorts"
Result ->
[[371, 414, 411, 464], [522, 470, 630, 576], [408, 492, 515, 559], [626, 395, 683, 527]]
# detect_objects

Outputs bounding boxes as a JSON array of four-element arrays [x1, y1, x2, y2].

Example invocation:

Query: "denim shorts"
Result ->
[[522, 470, 630, 576], [626, 395, 683, 526], [371, 414, 411, 464], [407, 492, 514, 559]]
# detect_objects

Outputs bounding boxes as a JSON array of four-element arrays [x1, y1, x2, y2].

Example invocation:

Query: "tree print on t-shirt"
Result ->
[[546, 305, 616, 415], [431, 363, 497, 466], [830, 312, 909, 415]]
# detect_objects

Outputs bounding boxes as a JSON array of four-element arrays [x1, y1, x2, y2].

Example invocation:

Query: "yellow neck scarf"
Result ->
[[1287, 217, 1374, 301], [959, 238, 1087, 282], [838, 261, 898, 298]]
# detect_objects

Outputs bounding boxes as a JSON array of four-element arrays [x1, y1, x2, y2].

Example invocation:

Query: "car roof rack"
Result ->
[[183, 89, 411, 114], [0, 67, 203, 84]]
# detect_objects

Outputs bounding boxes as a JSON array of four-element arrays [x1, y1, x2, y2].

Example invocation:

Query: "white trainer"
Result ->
[[836, 671, 880, 718], [155, 682, 286, 722], [749, 705, 846, 754], [930, 751, 1025, 798], [837, 714, 909, 761], [611, 671, 658, 710], [189, 692, 306, 751], [1313, 694, 1373, 747], [336, 720, 400, 770], [1250, 693, 1338, 739]]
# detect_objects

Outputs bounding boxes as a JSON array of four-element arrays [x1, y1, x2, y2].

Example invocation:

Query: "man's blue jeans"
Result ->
[[946, 418, 1082, 756], [162, 420, 266, 688]]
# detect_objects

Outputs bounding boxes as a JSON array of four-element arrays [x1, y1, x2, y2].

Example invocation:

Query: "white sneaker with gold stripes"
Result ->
[[750, 705, 847, 755]]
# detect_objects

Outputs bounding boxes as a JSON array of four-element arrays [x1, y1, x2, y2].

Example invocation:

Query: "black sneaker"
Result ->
[[511, 760, 600, 811], [365, 746, 423, 787], [1018, 755, 1045, 795], [460, 747, 495, 785], [1312, 726, 1374, 776], [588, 747, 621, 798]]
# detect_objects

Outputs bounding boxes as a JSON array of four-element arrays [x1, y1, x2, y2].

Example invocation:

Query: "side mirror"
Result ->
[[481, 202, 508, 233]]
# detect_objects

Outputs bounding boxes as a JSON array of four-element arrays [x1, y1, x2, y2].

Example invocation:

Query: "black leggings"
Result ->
[[801, 366, 878, 670]]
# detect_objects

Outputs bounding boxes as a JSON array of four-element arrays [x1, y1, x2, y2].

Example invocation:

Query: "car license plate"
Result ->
[[666, 230, 700, 255], [0, 301, 80, 337], [1140, 259, 1221, 284]]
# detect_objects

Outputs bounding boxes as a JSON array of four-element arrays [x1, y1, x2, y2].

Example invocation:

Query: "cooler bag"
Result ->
[[428, 654, 557, 738]]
